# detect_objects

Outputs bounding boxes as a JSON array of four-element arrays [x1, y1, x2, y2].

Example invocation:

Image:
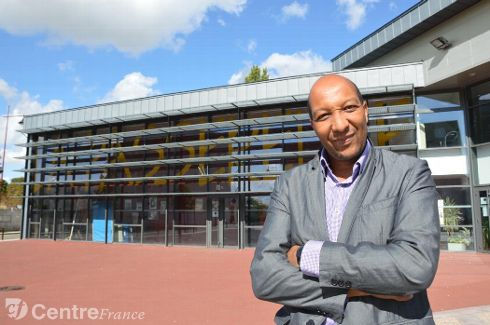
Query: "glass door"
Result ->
[[209, 198, 221, 247], [223, 196, 239, 247], [478, 189, 490, 251], [208, 196, 239, 248]]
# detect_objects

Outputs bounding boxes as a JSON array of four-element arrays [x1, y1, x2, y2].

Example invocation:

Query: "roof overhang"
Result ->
[[332, 0, 481, 71]]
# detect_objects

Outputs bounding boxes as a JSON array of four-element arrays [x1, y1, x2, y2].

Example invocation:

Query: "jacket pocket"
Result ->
[[358, 196, 398, 245]]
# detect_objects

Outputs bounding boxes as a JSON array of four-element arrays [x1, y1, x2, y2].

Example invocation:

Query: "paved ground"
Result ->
[[434, 305, 490, 324], [0, 240, 489, 324]]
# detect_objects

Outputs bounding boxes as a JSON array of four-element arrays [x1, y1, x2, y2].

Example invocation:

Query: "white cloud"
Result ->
[[389, 1, 397, 10], [100, 72, 159, 103], [0, 78, 64, 181], [281, 2, 309, 20], [217, 18, 226, 26], [247, 39, 257, 54], [228, 64, 251, 85], [263, 51, 332, 77], [228, 50, 331, 84], [0, 79, 17, 99], [0, 0, 247, 56], [336, 0, 379, 30], [57, 60, 74, 72]]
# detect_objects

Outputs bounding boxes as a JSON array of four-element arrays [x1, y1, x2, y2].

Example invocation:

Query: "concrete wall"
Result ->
[[419, 148, 468, 176], [0, 209, 22, 231], [477, 143, 490, 185], [369, 1, 490, 87]]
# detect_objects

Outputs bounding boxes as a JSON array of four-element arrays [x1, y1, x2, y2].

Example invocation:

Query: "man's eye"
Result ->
[[316, 114, 330, 121], [344, 105, 358, 112]]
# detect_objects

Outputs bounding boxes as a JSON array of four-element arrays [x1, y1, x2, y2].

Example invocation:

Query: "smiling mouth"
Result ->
[[332, 135, 354, 147]]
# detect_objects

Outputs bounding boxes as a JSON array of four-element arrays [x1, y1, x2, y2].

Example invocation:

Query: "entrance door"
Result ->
[[223, 197, 239, 247], [476, 189, 490, 252], [208, 196, 239, 248], [91, 199, 113, 243]]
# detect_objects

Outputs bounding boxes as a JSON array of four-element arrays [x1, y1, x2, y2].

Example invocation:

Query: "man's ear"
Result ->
[[363, 101, 368, 122]]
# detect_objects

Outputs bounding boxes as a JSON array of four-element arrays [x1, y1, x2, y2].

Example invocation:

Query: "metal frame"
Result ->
[[19, 64, 423, 134], [113, 219, 144, 244], [27, 217, 41, 239], [472, 186, 490, 252]]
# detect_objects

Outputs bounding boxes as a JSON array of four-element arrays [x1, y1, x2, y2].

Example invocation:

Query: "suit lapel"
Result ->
[[306, 158, 330, 241], [336, 148, 378, 243]]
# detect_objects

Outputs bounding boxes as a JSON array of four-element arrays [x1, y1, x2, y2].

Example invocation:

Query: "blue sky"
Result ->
[[0, 0, 418, 181]]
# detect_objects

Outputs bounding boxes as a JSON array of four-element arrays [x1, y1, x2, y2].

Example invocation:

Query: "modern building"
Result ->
[[17, 0, 490, 252]]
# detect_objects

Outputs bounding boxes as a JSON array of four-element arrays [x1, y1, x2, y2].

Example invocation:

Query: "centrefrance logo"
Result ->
[[5, 298, 28, 320], [4, 298, 145, 321]]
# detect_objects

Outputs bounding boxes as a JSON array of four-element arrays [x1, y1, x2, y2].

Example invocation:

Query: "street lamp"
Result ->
[[0, 107, 24, 184]]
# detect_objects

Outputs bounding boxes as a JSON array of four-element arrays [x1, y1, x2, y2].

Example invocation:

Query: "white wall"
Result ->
[[477, 143, 490, 185], [419, 148, 467, 176], [369, 1, 490, 87]]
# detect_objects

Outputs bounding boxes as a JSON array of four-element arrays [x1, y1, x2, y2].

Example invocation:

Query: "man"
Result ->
[[250, 75, 440, 325]]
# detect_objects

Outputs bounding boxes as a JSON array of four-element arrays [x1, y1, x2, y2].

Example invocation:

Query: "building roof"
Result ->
[[20, 62, 424, 134], [331, 0, 480, 71]]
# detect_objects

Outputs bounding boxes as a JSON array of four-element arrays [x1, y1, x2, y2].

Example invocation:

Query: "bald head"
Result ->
[[307, 73, 369, 164], [307, 75, 363, 118]]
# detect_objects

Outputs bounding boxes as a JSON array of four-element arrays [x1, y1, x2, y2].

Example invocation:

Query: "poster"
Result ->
[[212, 199, 219, 218], [149, 197, 157, 210], [124, 199, 132, 211], [195, 198, 204, 211], [149, 211, 158, 220]]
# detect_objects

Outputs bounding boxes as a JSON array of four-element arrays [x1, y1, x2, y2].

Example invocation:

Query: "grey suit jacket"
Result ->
[[250, 147, 440, 325]]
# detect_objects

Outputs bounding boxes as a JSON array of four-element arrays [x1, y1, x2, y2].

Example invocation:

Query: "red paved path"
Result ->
[[0, 240, 489, 324]]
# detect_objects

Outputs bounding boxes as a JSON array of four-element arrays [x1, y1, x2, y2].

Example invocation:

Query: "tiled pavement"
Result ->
[[1, 240, 490, 324], [434, 305, 490, 324]]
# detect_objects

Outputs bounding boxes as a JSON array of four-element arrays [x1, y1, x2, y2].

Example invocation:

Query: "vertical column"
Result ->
[[21, 136, 32, 239]]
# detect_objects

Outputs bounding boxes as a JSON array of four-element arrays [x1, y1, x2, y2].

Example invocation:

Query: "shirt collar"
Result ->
[[318, 139, 371, 184]]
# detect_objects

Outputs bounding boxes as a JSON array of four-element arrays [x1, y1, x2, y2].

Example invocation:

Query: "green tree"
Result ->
[[0, 179, 7, 208], [6, 178, 23, 207], [245, 65, 269, 83], [0, 179, 7, 194]]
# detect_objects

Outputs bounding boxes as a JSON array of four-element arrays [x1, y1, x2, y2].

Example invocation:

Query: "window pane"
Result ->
[[417, 110, 466, 148], [471, 103, 490, 144], [417, 92, 460, 110], [476, 143, 490, 185], [470, 80, 490, 106], [369, 130, 415, 146], [436, 187, 471, 206], [433, 175, 470, 186], [367, 95, 413, 107]]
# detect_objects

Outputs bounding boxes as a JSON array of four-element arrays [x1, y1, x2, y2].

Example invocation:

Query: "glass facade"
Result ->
[[22, 93, 419, 248], [21, 81, 490, 252], [416, 92, 474, 250]]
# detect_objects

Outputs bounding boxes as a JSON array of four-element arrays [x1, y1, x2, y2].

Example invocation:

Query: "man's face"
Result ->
[[309, 79, 368, 162]]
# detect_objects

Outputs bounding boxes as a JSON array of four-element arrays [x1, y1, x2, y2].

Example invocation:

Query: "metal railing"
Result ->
[[23, 207, 259, 248], [113, 218, 144, 244], [0, 228, 20, 240], [171, 210, 207, 247], [62, 219, 89, 241], [27, 217, 42, 238]]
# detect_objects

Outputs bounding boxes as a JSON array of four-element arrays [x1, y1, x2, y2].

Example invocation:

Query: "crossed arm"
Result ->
[[250, 159, 440, 316]]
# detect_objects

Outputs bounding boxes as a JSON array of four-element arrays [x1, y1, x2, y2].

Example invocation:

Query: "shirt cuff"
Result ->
[[300, 240, 323, 278]]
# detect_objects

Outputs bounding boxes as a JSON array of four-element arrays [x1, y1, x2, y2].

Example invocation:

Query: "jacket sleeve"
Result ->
[[250, 173, 348, 320], [318, 159, 440, 295]]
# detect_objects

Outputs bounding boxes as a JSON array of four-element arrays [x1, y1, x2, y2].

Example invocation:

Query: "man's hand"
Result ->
[[348, 289, 413, 302], [287, 245, 301, 268]]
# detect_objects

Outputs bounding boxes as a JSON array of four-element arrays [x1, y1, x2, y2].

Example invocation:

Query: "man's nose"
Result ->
[[331, 111, 349, 133]]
